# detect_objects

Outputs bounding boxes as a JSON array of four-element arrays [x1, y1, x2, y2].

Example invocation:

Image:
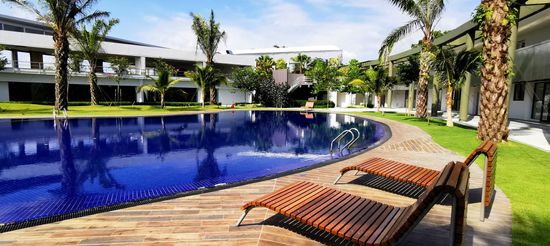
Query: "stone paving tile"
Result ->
[[0, 116, 512, 245]]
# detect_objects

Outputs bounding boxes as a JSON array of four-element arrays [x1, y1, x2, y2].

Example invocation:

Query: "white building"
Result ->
[[354, 3, 550, 123], [0, 14, 257, 105]]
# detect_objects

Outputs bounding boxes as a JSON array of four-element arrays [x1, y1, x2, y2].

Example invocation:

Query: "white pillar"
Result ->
[[0, 82, 9, 101], [135, 56, 146, 102], [197, 89, 204, 103]]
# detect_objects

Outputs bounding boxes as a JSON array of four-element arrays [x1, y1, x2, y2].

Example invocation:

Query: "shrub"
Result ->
[[256, 78, 290, 107]]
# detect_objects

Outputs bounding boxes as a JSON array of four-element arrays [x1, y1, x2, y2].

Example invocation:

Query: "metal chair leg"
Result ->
[[334, 173, 344, 184], [235, 207, 252, 226]]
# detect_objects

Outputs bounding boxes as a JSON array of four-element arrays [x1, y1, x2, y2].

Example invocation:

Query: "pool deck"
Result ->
[[0, 116, 512, 245]]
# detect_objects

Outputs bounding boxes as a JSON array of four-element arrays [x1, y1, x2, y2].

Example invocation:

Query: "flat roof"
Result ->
[[227, 45, 342, 55]]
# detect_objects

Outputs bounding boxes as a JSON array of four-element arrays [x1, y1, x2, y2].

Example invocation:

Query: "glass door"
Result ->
[[532, 82, 550, 122]]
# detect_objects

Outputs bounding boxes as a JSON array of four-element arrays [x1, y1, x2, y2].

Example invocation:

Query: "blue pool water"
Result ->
[[0, 111, 387, 225]]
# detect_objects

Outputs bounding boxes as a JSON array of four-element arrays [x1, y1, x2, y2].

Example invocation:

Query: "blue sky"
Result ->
[[0, 0, 480, 61]]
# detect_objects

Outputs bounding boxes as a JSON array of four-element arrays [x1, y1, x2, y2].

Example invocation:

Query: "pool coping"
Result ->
[[0, 111, 392, 233]]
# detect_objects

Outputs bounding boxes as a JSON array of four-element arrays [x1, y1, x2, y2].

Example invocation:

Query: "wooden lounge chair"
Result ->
[[236, 161, 470, 246], [302, 101, 315, 111], [334, 140, 497, 221]]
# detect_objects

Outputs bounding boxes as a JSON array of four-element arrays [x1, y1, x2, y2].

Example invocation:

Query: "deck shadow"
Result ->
[[262, 213, 475, 246], [348, 174, 482, 205]]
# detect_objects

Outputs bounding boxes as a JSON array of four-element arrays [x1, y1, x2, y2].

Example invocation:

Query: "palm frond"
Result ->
[[387, 0, 421, 17], [138, 84, 160, 93], [3, 0, 43, 18], [76, 10, 110, 25], [379, 19, 421, 59]]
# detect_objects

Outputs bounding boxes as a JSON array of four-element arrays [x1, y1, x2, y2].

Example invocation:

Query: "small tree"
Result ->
[[255, 55, 274, 78], [361, 66, 396, 112], [71, 18, 119, 105], [291, 53, 311, 74], [185, 64, 226, 107], [275, 58, 287, 70], [433, 46, 480, 127], [139, 60, 183, 108], [306, 58, 340, 104], [231, 67, 262, 102], [396, 55, 420, 115], [108, 56, 130, 103], [0, 45, 7, 71]]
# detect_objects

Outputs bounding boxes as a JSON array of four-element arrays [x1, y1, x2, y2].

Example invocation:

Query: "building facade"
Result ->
[[0, 14, 257, 105], [358, 3, 550, 122]]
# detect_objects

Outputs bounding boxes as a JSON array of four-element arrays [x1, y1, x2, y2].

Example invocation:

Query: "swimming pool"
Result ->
[[0, 111, 388, 228]]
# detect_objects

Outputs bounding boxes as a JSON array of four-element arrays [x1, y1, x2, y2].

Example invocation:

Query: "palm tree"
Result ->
[[185, 64, 226, 107], [380, 0, 446, 119], [396, 55, 419, 115], [275, 58, 287, 70], [352, 66, 396, 112], [72, 19, 119, 105], [190, 10, 226, 104], [108, 56, 130, 103], [4, 0, 109, 111], [433, 47, 480, 127], [474, 0, 519, 142], [255, 55, 274, 77], [139, 70, 183, 109], [291, 53, 311, 74]]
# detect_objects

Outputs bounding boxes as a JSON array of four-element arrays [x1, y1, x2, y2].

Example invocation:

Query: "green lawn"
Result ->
[[0, 102, 260, 118], [357, 112, 550, 246]]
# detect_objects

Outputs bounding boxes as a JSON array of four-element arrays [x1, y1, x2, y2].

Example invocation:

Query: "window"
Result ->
[[3, 24, 24, 32], [513, 83, 525, 101]]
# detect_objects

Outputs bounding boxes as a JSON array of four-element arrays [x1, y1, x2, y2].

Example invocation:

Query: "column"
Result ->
[[0, 82, 9, 101], [459, 31, 475, 121], [135, 56, 146, 103], [11, 50, 18, 69], [386, 90, 393, 108]]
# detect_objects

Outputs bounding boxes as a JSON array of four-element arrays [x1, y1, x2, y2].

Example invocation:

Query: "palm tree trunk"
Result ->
[[89, 66, 98, 105], [53, 33, 70, 110], [209, 85, 216, 105], [416, 47, 432, 119], [446, 83, 454, 127], [160, 93, 165, 109], [201, 87, 206, 108], [431, 77, 440, 117], [478, 0, 512, 142]]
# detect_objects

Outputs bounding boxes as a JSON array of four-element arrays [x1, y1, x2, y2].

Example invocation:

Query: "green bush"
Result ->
[[366, 103, 374, 108], [292, 99, 335, 108]]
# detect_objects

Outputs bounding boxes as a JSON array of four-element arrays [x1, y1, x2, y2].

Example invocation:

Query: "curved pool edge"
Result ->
[[0, 112, 392, 233]]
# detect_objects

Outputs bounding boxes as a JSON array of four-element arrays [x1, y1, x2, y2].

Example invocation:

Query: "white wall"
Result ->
[[217, 87, 250, 105], [390, 90, 407, 108], [509, 82, 534, 120]]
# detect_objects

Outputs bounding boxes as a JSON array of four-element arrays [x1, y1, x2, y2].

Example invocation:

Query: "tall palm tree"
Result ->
[[190, 10, 226, 104], [185, 64, 226, 107], [475, 0, 519, 142], [433, 47, 480, 127], [380, 0, 446, 118], [139, 70, 183, 109], [255, 55, 274, 77], [4, 0, 109, 110], [291, 53, 311, 74], [72, 18, 119, 105]]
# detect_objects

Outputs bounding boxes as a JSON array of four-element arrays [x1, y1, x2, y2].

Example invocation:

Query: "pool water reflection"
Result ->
[[0, 111, 387, 225]]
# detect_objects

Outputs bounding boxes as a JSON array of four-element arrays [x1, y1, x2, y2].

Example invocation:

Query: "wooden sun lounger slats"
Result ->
[[237, 162, 470, 246], [336, 140, 497, 214]]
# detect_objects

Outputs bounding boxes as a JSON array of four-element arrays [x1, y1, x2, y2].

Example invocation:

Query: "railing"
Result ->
[[287, 75, 313, 93], [330, 128, 361, 154], [2, 60, 188, 78]]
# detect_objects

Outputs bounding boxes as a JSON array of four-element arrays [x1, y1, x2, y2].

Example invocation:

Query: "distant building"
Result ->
[[0, 14, 257, 105], [227, 45, 343, 68]]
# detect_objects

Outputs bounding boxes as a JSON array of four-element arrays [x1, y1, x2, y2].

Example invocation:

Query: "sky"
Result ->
[[0, 0, 480, 62]]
